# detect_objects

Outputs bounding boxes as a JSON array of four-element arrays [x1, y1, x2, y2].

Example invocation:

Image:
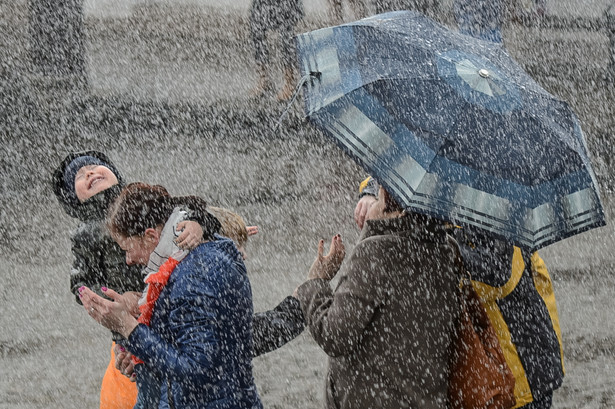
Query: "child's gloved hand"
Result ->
[[175, 221, 203, 250]]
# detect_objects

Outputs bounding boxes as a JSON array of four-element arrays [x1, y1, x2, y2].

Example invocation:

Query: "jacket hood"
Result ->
[[52, 150, 125, 222]]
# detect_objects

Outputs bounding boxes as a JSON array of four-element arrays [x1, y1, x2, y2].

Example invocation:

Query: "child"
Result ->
[[209, 206, 251, 260], [52, 151, 220, 409]]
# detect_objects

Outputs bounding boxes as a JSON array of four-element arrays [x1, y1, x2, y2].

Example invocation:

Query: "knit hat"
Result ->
[[63, 155, 108, 201]]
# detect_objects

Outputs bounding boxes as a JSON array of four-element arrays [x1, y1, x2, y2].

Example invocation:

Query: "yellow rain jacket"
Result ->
[[454, 230, 565, 408]]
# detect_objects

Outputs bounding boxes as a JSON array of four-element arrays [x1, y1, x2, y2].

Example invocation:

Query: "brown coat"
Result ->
[[297, 214, 461, 409]]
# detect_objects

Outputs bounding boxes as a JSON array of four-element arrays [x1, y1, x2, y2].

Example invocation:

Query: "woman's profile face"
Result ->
[[116, 234, 158, 266]]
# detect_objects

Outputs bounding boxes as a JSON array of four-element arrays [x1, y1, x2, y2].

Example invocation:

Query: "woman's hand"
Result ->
[[175, 221, 203, 249], [79, 286, 139, 339], [121, 291, 142, 318], [354, 195, 377, 230], [308, 234, 345, 281]]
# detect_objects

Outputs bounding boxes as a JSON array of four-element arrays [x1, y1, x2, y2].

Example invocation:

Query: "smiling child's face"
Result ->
[[74, 165, 119, 202]]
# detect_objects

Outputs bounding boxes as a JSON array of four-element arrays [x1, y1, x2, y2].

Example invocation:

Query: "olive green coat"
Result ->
[[297, 214, 461, 409]]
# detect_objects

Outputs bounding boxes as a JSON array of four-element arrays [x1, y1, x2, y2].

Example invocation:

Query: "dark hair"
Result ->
[[382, 187, 404, 214], [107, 182, 174, 238]]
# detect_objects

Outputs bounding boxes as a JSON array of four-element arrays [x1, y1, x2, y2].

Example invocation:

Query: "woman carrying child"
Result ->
[[52, 152, 219, 409], [79, 182, 263, 409]]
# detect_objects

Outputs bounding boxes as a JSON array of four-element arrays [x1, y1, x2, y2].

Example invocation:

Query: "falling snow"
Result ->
[[1, 1, 614, 408]]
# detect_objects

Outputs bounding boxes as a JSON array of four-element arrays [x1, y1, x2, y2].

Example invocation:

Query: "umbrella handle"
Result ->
[[274, 72, 320, 132]]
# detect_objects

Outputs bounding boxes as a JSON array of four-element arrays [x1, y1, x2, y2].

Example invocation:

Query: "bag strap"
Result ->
[[448, 234, 473, 291]]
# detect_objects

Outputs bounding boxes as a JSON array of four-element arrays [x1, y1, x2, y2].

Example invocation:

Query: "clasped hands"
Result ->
[[114, 343, 137, 382]]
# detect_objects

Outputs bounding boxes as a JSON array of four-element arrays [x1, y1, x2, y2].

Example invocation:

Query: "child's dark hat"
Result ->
[[52, 151, 124, 215], [62, 155, 108, 198]]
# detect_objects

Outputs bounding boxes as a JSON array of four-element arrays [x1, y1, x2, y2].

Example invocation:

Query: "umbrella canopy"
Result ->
[[296, 10, 605, 251]]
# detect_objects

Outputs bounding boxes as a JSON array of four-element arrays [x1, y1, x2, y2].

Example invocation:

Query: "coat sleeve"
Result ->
[[252, 296, 305, 357], [296, 240, 384, 357], [172, 196, 221, 240]]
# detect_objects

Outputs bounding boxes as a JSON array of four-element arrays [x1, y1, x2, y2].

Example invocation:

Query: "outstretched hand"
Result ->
[[247, 225, 259, 236], [79, 286, 139, 339], [308, 234, 345, 281]]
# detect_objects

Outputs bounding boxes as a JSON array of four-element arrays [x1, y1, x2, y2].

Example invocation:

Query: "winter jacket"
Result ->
[[359, 176, 565, 407], [126, 237, 263, 409], [454, 228, 565, 408], [68, 188, 146, 300], [297, 213, 461, 409]]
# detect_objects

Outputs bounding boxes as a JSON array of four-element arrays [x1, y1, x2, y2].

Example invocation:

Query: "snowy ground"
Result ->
[[1, 2, 614, 408]]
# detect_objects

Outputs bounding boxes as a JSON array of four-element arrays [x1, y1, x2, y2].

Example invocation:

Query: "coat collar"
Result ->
[[361, 212, 448, 244], [71, 183, 124, 222]]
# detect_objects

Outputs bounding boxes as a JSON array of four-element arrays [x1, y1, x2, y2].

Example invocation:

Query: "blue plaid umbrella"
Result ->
[[296, 10, 605, 250]]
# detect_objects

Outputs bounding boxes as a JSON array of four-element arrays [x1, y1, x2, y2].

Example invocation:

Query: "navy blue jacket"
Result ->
[[126, 237, 262, 409]]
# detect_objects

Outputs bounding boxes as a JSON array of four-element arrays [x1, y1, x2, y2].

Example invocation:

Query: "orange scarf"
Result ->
[[138, 257, 181, 325], [131, 257, 181, 365]]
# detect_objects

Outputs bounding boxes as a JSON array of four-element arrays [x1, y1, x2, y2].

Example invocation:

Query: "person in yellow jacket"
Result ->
[[356, 177, 564, 409]]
